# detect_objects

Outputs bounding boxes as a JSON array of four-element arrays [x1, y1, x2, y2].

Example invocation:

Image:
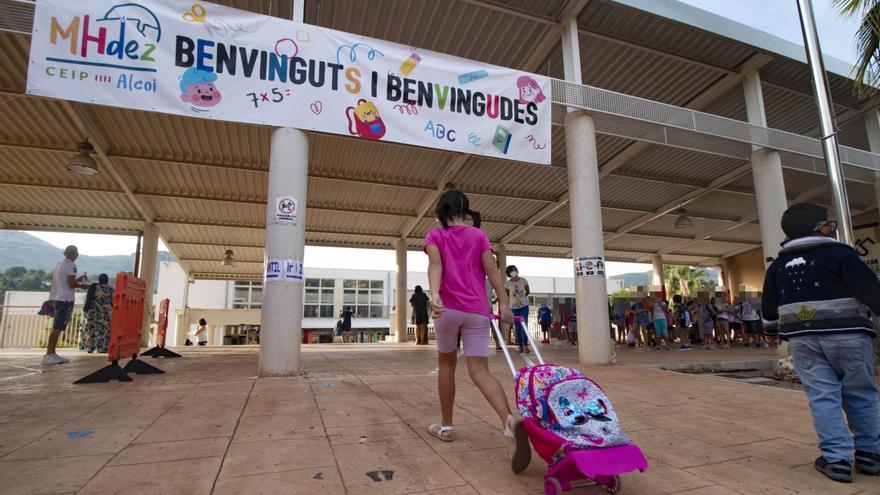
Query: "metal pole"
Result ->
[[133, 231, 142, 277], [796, 0, 853, 245]]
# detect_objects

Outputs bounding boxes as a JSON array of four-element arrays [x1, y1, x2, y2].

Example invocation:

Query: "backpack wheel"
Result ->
[[544, 477, 562, 495], [602, 475, 621, 493]]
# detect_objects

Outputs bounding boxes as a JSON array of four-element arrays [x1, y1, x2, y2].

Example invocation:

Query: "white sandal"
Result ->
[[427, 423, 455, 442], [503, 415, 531, 474]]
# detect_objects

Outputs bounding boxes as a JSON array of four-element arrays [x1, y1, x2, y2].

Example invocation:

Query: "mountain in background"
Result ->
[[609, 268, 719, 289], [0, 231, 173, 277]]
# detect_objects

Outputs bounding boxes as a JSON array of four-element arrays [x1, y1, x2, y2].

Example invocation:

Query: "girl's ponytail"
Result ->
[[468, 209, 481, 228]]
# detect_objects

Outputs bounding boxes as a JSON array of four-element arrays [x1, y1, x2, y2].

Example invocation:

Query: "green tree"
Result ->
[[0, 266, 52, 303], [833, 0, 880, 94], [663, 265, 710, 299], [610, 287, 633, 300]]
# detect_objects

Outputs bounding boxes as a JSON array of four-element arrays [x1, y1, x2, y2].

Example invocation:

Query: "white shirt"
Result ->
[[505, 278, 529, 309], [652, 303, 667, 321], [742, 302, 760, 321], [49, 259, 77, 302]]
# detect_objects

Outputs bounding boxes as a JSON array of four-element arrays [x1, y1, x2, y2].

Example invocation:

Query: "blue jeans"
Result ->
[[512, 306, 529, 348], [790, 333, 880, 462]]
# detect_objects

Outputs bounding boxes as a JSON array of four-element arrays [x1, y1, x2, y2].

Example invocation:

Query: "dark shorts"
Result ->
[[743, 320, 760, 334], [730, 322, 742, 331], [52, 300, 75, 331], [540, 323, 550, 332]]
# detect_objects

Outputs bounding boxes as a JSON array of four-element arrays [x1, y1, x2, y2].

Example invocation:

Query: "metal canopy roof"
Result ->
[[1, 0, 879, 280]]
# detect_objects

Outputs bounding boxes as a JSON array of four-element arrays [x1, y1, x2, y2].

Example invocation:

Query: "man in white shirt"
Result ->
[[44, 245, 89, 365]]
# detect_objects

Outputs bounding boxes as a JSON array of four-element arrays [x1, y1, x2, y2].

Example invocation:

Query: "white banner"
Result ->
[[27, 0, 552, 164]]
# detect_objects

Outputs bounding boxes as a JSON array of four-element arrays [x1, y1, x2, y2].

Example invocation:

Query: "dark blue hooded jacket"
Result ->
[[762, 236, 880, 340]]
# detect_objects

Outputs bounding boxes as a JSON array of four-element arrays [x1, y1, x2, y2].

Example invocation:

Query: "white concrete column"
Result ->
[[496, 244, 507, 280], [744, 71, 788, 265], [566, 111, 612, 364], [139, 223, 159, 347], [651, 255, 665, 295], [173, 272, 192, 346], [394, 239, 408, 343], [259, 128, 308, 376], [721, 259, 735, 300], [864, 110, 880, 206]]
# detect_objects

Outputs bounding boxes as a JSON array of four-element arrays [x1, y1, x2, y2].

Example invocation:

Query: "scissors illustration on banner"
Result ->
[[182, 3, 207, 23]]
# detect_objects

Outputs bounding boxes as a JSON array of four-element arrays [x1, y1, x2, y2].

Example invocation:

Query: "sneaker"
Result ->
[[760, 342, 770, 349], [855, 451, 880, 475], [679, 345, 692, 351], [815, 457, 852, 483], [517, 347, 523, 354], [504, 415, 531, 474], [635, 346, 645, 352], [496, 346, 502, 352], [524, 347, 531, 354], [41, 354, 66, 365]]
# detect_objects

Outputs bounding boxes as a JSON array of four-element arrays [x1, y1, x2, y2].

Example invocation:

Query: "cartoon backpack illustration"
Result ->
[[346, 99, 386, 140], [515, 364, 630, 463]]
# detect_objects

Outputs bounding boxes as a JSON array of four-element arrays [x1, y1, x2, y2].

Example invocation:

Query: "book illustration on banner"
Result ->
[[346, 99, 386, 140], [492, 125, 512, 154]]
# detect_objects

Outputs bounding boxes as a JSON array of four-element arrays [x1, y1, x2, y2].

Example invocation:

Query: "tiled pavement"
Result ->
[[1, 343, 878, 495]]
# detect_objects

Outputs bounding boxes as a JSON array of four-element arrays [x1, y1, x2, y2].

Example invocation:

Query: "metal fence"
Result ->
[[0, 305, 83, 348]]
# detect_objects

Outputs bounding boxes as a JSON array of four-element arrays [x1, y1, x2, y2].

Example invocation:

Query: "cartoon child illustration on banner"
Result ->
[[516, 75, 547, 104], [179, 68, 222, 112]]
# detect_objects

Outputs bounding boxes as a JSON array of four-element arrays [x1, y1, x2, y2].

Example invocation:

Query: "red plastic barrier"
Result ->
[[107, 272, 146, 362], [156, 298, 169, 347]]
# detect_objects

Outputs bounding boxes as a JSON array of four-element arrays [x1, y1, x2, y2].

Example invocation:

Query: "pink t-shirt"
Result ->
[[424, 225, 493, 315]]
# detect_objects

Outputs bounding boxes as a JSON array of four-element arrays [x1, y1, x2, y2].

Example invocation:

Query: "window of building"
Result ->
[[304, 278, 335, 318], [232, 281, 263, 309], [343, 279, 385, 318]]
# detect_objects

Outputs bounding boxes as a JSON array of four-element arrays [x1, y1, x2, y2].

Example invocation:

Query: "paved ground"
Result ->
[[0, 342, 878, 495]]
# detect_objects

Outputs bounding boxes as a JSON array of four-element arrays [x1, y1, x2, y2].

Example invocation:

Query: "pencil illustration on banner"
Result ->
[[399, 52, 422, 76]]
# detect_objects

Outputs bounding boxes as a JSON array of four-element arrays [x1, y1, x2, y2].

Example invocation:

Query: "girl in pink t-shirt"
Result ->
[[424, 189, 530, 474]]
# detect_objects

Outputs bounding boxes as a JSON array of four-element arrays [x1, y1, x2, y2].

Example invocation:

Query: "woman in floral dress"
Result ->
[[79, 274, 113, 353]]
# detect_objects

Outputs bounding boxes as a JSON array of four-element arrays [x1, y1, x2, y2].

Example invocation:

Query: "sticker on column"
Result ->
[[265, 259, 283, 282], [284, 259, 304, 281], [274, 196, 298, 225], [574, 256, 605, 277]]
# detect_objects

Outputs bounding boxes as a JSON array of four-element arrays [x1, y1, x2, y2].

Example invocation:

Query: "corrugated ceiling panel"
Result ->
[[0, 185, 138, 218], [579, 0, 756, 73], [116, 158, 267, 201], [599, 175, 695, 212], [160, 223, 265, 246], [781, 169, 829, 197], [173, 244, 264, 263], [839, 117, 870, 152], [0, 33, 27, 91], [841, 181, 876, 210], [700, 85, 748, 121], [308, 178, 425, 216], [508, 244, 571, 258], [614, 145, 747, 185], [314, 0, 548, 70], [455, 157, 568, 201], [682, 191, 758, 221], [307, 231, 399, 249], [466, 194, 549, 224], [0, 147, 121, 190], [605, 233, 670, 253], [147, 197, 264, 226], [515, 225, 572, 247], [675, 239, 751, 257], [713, 223, 761, 243], [492, 0, 567, 18], [94, 106, 272, 166], [0, 212, 142, 233], [310, 134, 449, 188], [0, 97, 83, 149], [759, 57, 866, 110], [187, 259, 263, 276], [633, 215, 731, 239], [308, 208, 408, 236]]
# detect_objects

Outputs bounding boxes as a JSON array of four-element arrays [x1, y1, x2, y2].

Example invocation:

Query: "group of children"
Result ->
[[612, 294, 770, 351]]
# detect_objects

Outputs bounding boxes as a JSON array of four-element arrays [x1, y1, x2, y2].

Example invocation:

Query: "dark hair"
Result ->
[[98, 273, 109, 284], [199, 318, 207, 326], [506, 265, 518, 277], [414, 285, 423, 293], [672, 294, 682, 303], [434, 189, 480, 228]]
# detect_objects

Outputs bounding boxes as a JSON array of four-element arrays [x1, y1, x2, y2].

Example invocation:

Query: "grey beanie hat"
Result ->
[[780, 203, 827, 239]]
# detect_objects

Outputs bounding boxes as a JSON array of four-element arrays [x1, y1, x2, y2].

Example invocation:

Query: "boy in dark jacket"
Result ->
[[762, 203, 880, 483]]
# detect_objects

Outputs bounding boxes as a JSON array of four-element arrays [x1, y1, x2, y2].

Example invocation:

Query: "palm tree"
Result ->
[[663, 265, 709, 299], [833, 0, 880, 95]]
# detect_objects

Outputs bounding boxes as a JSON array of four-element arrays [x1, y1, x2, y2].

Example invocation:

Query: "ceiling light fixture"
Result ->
[[673, 208, 693, 229], [66, 141, 99, 175], [221, 249, 236, 267]]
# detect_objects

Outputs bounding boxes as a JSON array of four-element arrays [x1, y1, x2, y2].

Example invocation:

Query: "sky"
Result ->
[[20, 0, 860, 278]]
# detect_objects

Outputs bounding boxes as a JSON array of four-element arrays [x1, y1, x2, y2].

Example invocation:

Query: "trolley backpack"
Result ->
[[515, 364, 630, 463]]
